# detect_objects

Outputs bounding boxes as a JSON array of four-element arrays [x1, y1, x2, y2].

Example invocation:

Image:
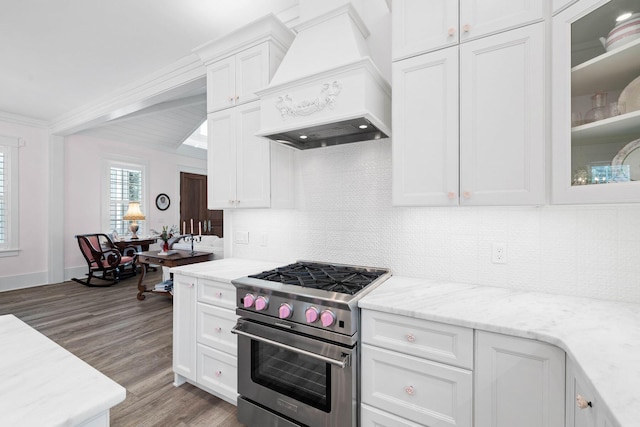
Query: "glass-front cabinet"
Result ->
[[552, 0, 640, 203]]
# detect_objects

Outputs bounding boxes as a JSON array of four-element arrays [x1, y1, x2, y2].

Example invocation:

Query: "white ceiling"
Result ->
[[1, 0, 297, 123]]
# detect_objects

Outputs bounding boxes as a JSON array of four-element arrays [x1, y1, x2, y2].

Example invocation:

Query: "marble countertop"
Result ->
[[0, 314, 126, 426], [169, 257, 291, 283], [359, 276, 640, 427]]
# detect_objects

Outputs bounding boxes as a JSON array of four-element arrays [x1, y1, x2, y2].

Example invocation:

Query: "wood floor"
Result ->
[[0, 269, 245, 427]]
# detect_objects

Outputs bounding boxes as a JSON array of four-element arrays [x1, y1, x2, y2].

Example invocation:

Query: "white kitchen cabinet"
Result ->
[[393, 22, 545, 206], [552, 0, 640, 204], [172, 273, 240, 405], [475, 330, 565, 427], [392, 46, 459, 206], [206, 43, 283, 113], [361, 309, 473, 427], [566, 356, 621, 427], [173, 274, 197, 383], [207, 101, 270, 209], [459, 22, 545, 206], [391, 0, 544, 60]]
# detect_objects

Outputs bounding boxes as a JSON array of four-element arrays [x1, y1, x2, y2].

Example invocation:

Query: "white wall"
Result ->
[[0, 119, 51, 290], [229, 139, 640, 304], [64, 134, 207, 280]]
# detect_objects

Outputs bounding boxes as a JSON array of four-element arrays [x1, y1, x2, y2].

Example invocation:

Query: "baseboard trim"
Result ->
[[0, 271, 49, 292]]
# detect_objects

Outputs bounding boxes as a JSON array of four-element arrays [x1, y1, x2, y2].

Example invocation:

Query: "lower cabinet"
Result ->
[[475, 330, 565, 427], [566, 356, 616, 427], [173, 273, 239, 405], [361, 309, 566, 427]]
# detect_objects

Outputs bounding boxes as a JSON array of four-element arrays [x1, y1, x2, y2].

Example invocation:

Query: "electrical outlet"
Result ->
[[492, 242, 507, 264], [235, 231, 249, 244]]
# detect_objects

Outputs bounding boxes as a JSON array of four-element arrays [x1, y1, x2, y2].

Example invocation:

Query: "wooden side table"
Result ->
[[114, 237, 157, 252], [136, 250, 213, 300]]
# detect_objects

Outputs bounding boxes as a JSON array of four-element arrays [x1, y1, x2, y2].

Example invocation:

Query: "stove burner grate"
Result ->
[[249, 262, 386, 295]]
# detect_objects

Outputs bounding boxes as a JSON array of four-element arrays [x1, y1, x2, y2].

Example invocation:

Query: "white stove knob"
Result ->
[[279, 303, 293, 319], [320, 310, 336, 327], [243, 293, 255, 308], [305, 307, 320, 323], [255, 296, 269, 311]]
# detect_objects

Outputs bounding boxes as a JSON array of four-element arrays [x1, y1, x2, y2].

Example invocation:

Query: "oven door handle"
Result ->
[[231, 326, 350, 368]]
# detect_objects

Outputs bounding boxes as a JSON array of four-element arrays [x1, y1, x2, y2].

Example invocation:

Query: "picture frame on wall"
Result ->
[[155, 193, 170, 211]]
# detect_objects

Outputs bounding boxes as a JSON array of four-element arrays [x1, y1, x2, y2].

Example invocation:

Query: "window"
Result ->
[[108, 162, 146, 237], [0, 135, 20, 255]]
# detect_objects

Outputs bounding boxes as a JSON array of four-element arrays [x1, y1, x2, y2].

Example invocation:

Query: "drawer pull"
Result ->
[[215, 370, 222, 377], [406, 333, 416, 343], [215, 327, 222, 333], [447, 27, 456, 36], [405, 386, 415, 395], [216, 291, 223, 297], [576, 394, 592, 409]]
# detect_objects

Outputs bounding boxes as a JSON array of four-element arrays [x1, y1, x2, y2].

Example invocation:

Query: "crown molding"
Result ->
[[0, 111, 49, 129], [50, 54, 206, 136]]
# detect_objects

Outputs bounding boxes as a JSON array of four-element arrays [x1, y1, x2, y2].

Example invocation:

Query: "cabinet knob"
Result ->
[[576, 394, 592, 409], [215, 370, 222, 377], [215, 327, 222, 333], [448, 27, 456, 36], [406, 333, 416, 343], [447, 191, 456, 199], [235, 95, 240, 100], [228, 96, 234, 102], [463, 24, 471, 33], [216, 291, 223, 297], [405, 385, 415, 395], [189, 283, 194, 288], [463, 191, 472, 199]]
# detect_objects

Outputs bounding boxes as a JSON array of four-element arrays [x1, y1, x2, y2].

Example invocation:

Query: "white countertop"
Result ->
[[0, 314, 126, 426], [169, 257, 291, 282], [359, 276, 640, 427]]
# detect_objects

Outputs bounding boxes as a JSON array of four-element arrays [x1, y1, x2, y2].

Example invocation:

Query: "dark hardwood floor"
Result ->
[[0, 269, 245, 427]]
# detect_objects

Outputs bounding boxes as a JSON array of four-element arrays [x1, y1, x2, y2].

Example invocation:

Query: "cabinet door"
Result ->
[[207, 110, 237, 209], [566, 357, 597, 427], [459, 22, 545, 205], [459, 0, 544, 42], [196, 343, 238, 405], [235, 102, 271, 208], [392, 47, 459, 206], [392, 0, 458, 60], [173, 274, 197, 381], [475, 331, 565, 427], [207, 56, 236, 113], [235, 43, 270, 107]]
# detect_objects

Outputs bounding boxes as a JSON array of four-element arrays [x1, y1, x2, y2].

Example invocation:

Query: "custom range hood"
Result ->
[[256, 3, 391, 150]]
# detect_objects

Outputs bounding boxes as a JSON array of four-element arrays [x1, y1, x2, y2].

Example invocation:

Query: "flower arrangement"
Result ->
[[150, 225, 179, 252]]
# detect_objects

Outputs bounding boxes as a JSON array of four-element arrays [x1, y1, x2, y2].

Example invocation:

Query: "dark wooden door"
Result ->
[[180, 172, 223, 237]]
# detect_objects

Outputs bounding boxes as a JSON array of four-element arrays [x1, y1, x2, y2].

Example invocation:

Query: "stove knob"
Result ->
[[243, 293, 255, 308], [305, 307, 320, 323], [255, 296, 269, 311], [278, 303, 293, 319], [320, 310, 336, 327]]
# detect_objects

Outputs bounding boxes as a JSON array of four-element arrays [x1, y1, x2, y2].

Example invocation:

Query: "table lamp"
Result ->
[[123, 201, 145, 239]]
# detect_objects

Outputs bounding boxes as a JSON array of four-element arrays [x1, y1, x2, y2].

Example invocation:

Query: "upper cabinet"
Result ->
[[195, 14, 296, 210], [196, 15, 293, 114], [552, 0, 640, 204], [392, 0, 545, 206], [206, 43, 280, 113], [392, 0, 544, 61]]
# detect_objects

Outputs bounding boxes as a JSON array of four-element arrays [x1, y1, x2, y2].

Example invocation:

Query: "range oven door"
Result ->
[[232, 318, 356, 427]]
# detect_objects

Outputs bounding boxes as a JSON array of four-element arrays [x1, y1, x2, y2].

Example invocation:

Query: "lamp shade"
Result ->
[[123, 201, 145, 220]]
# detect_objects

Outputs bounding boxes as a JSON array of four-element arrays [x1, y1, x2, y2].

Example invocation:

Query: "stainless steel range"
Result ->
[[231, 261, 391, 427]]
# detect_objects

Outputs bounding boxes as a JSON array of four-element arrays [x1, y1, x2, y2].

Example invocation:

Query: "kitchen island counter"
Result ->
[[169, 257, 290, 283], [0, 314, 126, 426], [359, 276, 640, 427]]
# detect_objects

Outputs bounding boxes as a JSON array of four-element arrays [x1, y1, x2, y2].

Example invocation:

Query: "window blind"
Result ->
[[109, 166, 144, 236]]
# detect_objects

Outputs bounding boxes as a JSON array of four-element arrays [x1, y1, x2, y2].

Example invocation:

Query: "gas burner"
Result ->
[[249, 262, 386, 295]]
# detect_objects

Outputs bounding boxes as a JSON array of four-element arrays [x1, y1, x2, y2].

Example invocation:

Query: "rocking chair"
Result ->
[[72, 233, 137, 287]]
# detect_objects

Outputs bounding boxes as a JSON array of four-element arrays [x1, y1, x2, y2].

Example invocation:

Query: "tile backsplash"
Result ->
[[230, 139, 640, 304]]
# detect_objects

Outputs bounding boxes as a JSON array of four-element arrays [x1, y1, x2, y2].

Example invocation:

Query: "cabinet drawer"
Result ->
[[196, 344, 238, 404], [196, 303, 238, 356], [197, 278, 236, 309], [361, 404, 424, 427], [362, 310, 473, 369], [362, 344, 472, 427]]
